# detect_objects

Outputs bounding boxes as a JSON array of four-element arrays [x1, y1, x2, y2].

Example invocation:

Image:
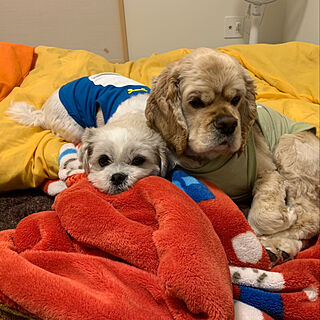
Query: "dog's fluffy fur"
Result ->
[[79, 111, 168, 194], [145, 48, 320, 266], [7, 85, 169, 195]]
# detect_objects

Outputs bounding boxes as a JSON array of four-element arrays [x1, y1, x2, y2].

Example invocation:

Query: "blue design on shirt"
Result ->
[[58, 148, 77, 165], [171, 170, 215, 202], [58, 73, 150, 128]]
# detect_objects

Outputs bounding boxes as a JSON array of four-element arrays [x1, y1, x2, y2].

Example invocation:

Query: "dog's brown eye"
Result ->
[[131, 156, 145, 166], [189, 97, 205, 108], [231, 95, 241, 106], [98, 155, 111, 167]]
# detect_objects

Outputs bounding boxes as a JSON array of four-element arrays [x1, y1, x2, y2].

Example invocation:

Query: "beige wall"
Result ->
[[282, 0, 319, 45], [124, 0, 285, 60], [0, 0, 125, 62], [1, 0, 318, 63]]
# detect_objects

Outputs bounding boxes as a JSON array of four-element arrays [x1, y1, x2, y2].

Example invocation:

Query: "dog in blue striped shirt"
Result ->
[[7, 73, 171, 194]]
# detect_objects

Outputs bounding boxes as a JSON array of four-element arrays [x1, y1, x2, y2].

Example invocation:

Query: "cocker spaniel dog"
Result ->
[[145, 48, 319, 266]]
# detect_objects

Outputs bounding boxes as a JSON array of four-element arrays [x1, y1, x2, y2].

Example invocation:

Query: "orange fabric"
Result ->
[[0, 177, 234, 319], [0, 42, 34, 101], [65, 173, 87, 187], [0, 176, 318, 319]]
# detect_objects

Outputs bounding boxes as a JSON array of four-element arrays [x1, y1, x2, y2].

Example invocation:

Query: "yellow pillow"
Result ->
[[219, 42, 319, 134]]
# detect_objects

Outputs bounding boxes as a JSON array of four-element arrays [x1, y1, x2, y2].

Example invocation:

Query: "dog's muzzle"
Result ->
[[213, 115, 238, 135], [111, 172, 128, 186]]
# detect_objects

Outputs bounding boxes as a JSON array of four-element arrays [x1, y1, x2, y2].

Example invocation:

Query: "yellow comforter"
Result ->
[[0, 42, 318, 191]]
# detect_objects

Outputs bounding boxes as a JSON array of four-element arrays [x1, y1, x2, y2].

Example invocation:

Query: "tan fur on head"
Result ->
[[145, 63, 188, 155], [237, 67, 257, 155], [146, 48, 257, 160]]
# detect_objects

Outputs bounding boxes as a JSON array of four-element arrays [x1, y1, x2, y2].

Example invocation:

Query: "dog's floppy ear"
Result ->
[[237, 68, 257, 156], [156, 144, 176, 177], [145, 63, 188, 155], [78, 128, 96, 172], [157, 144, 169, 177]]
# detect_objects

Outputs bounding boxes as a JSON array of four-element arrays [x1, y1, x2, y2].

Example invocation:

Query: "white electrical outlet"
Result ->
[[224, 16, 244, 39]]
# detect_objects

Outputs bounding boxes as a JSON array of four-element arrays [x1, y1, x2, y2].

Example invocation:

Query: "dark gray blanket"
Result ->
[[0, 188, 54, 231]]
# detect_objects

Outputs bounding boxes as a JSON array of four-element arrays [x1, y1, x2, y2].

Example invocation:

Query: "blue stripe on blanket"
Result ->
[[239, 285, 283, 319], [171, 170, 215, 202]]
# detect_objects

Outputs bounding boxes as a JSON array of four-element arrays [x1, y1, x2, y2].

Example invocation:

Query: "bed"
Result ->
[[0, 41, 319, 319]]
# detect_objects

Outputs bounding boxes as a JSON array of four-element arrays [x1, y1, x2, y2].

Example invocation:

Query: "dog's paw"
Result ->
[[259, 236, 302, 267], [248, 205, 297, 236], [265, 248, 291, 267]]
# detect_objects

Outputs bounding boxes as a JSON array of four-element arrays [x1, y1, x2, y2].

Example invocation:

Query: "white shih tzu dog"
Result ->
[[7, 72, 170, 194], [79, 112, 169, 194]]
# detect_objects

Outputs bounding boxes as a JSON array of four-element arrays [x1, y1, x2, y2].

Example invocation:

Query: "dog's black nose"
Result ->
[[111, 173, 127, 186], [214, 116, 238, 135]]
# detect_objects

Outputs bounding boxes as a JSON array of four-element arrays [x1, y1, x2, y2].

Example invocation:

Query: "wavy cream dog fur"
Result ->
[[145, 48, 319, 266]]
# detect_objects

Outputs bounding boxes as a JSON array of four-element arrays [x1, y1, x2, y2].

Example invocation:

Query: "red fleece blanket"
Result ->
[[0, 172, 319, 320]]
